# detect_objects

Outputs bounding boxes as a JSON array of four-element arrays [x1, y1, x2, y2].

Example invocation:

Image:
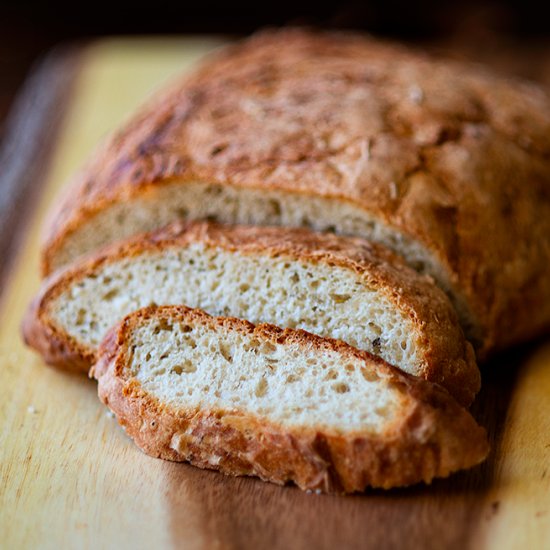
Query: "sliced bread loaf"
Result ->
[[41, 29, 550, 356], [92, 305, 489, 493], [23, 221, 479, 405]]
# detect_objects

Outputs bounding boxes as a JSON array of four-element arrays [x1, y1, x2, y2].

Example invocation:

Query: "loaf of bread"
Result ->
[[40, 29, 550, 356], [23, 221, 479, 405], [91, 305, 489, 493]]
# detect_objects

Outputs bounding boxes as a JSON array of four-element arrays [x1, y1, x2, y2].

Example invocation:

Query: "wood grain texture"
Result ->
[[0, 37, 549, 550]]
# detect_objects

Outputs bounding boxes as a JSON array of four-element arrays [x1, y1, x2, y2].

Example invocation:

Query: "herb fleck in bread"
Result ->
[[23, 221, 479, 405], [91, 305, 489, 493], [41, 29, 550, 355]]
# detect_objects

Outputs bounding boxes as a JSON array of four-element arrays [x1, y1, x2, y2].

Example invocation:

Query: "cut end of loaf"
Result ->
[[93, 305, 489, 493]]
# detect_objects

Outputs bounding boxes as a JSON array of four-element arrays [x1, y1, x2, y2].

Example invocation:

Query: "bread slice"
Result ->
[[23, 221, 479, 405], [91, 305, 488, 493], [40, 29, 550, 356]]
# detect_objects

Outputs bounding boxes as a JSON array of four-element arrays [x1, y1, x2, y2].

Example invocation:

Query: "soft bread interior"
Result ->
[[51, 181, 478, 343], [52, 244, 424, 376], [128, 315, 401, 432]]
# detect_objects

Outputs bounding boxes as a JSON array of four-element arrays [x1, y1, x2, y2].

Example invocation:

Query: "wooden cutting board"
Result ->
[[1, 37, 549, 550]]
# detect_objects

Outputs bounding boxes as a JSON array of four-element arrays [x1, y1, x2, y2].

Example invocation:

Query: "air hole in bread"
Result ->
[[330, 293, 350, 303], [333, 382, 350, 394], [268, 199, 281, 216], [362, 369, 379, 382], [255, 377, 268, 397], [220, 344, 233, 363], [103, 289, 119, 301]]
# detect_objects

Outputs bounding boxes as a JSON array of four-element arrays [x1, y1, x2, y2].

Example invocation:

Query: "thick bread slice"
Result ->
[[23, 221, 479, 406], [91, 305, 489, 493], [41, 29, 550, 356]]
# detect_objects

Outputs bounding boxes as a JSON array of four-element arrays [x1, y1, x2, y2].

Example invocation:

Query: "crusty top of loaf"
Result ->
[[26, 221, 479, 405], [42, 28, 550, 353]]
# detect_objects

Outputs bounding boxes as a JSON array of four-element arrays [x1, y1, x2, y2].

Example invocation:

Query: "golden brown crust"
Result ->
[[40, 28, 550, 355], [92, 305, 489, 493], [24, 220, 480, 405]]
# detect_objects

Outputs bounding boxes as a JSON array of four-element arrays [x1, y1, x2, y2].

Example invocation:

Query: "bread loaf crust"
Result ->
[[92, 306, 489, 493], [41, 29, 550, 355], [24, 221, 480, 405]]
